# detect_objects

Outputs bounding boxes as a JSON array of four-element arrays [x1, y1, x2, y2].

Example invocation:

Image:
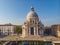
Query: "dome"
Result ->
[[26, 7, 38, 21]]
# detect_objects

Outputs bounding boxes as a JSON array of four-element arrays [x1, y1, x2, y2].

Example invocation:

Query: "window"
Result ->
[[30, 27, 34, 35], [38, 29, 40, 35], [33, 21, 34, 24], [0, 29, 1, 35], [8, 30, 10, 35]]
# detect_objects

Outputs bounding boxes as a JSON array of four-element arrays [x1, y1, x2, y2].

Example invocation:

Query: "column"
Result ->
[[37, 27, 38, 36], [34, 27, 36, 36], [29, 27, 30, 36]]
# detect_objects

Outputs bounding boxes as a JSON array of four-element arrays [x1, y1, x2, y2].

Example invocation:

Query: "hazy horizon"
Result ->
[[0, 0, 60, 26]]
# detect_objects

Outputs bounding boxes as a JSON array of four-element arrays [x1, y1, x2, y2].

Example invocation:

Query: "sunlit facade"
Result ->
[[22, 7, 44, 38], [0, 23, 14, 36], [51, 24, 60, 37]]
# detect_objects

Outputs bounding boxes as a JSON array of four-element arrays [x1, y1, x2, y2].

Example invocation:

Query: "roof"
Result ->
[[52, 24, 60, 26], [26, 7, 38, 21], [0, 23, 22, 26]]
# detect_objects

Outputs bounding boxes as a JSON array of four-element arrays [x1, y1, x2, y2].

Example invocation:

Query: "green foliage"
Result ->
[[14, 26, 22, 34]]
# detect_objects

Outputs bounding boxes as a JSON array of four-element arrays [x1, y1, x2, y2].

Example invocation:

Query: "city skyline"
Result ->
[[0, 0, 60, 26]]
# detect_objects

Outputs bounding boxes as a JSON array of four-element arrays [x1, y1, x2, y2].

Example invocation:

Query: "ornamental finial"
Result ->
[[31, 6, 34, 11]]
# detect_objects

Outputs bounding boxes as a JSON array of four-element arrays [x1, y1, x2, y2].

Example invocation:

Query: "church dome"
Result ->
[[26, 7, 38, 21]]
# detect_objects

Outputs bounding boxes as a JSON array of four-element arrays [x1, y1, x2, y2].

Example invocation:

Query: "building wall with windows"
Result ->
[[44, 27, 52, 36], [0, 23, 14, 36], [51, 24, 60, 37]]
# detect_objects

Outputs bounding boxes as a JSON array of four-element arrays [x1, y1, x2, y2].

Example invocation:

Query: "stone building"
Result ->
[[22, 7, 44, 38], [0, 23, 14, 36], [51, 24, 60, 37], [44, 26, 52, 36]]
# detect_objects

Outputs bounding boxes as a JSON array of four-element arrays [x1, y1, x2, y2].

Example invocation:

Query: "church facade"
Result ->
[[22, 7, 44, 38]]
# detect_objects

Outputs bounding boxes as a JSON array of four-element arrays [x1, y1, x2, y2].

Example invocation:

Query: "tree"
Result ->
[[14, 26, 22, 34]]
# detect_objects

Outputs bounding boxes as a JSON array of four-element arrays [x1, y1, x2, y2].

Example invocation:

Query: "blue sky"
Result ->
[[0, 0, 60, 26]]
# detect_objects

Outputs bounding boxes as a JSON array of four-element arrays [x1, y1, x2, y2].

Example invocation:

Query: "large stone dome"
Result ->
[[26, 7, 38, 21]]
